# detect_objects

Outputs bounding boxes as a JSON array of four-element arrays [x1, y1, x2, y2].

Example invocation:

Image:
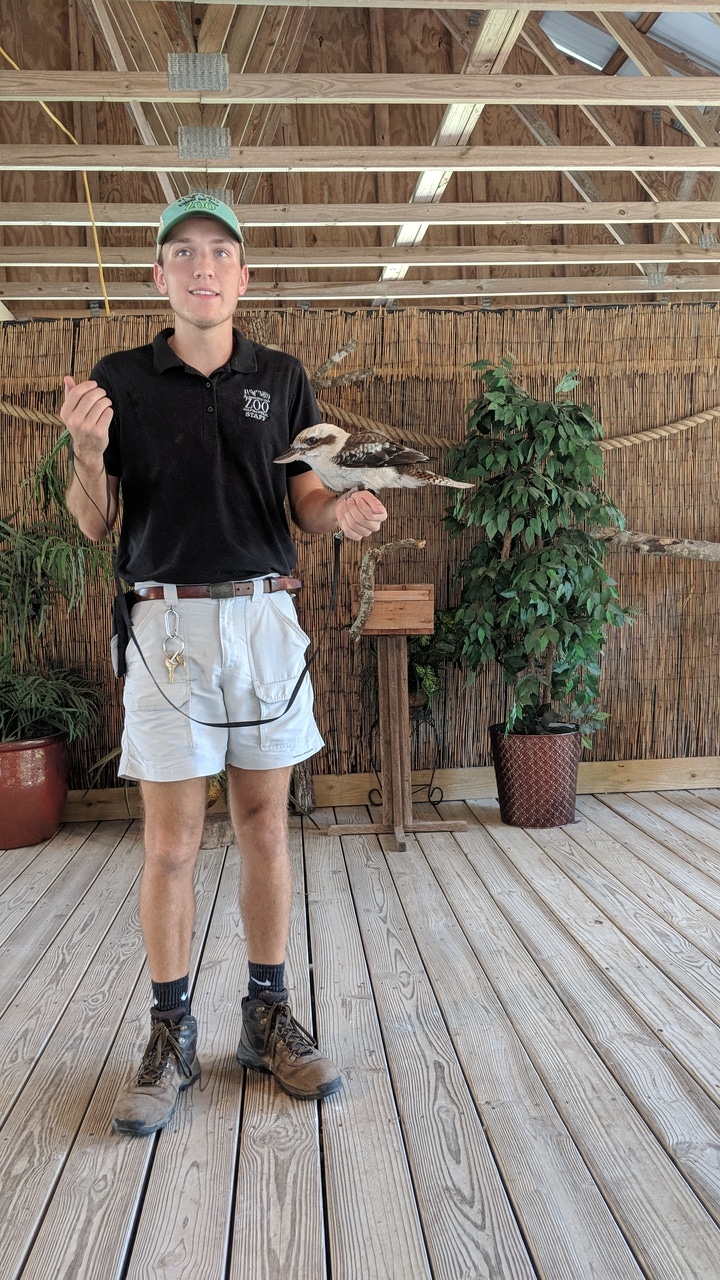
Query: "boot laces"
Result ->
[[136, 1020, 194, 1087], [268, 1003, 317, 1060]]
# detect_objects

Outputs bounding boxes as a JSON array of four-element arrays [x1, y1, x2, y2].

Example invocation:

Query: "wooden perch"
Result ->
[[311, 339, 358, 384], [595, 527, 720, 561], [350, 538, 427, 642]]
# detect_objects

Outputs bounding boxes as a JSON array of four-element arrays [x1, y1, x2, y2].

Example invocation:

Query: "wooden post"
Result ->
[[325, 584, 467, 850]]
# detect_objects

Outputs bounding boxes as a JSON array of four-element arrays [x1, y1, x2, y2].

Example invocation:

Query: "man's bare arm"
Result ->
[[61, 375, 119, 541], [288, 471, 386, 542]]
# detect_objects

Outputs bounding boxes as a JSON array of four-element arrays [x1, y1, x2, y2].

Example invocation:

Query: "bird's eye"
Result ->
[[305, 436, 318, 445]]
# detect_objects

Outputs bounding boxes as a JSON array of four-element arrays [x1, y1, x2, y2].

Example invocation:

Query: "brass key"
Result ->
[[165, 653, 179, 684]]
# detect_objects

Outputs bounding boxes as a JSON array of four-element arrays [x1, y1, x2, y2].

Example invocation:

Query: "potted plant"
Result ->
[[445, 358, 632, 827], [0, 450, 104, 848], [406, 609, 466, 712]]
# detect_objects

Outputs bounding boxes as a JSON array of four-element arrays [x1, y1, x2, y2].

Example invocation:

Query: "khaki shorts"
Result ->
[[118, 584, 324, 782]]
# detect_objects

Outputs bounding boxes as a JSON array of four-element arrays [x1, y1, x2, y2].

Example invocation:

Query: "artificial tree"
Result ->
[[445, 359, 633, 824]]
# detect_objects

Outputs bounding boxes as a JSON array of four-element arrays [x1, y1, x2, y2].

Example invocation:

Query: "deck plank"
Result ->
[[0, 823, 103, 947], [432, 801, 720, 1277], [0, 820, 132, 1015], [0, 823, 143, 1119], [0, 824, 88, 894], [304, 812, 432, 1280], [16, 844, 227, 1280], [526, 817, 720, 1024], [577, 796, 720, 917], [632, 790, 720, 855], [437, 804, 720, 1223], [567, 805, 720, 959], [124, 844, 247, 1280], [465, 799, 720, 1107], [336, 807, 536, 1280], [596, 793, 720, 888], [383, 819, 644, 1280], [5, 798, 720, 1278], [229, 828, 325, 1280]]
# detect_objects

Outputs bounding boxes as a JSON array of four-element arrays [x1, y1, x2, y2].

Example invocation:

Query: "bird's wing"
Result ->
[[335, 431, 429, 469]]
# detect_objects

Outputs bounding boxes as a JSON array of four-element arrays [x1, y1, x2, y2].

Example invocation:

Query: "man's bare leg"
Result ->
[[112, 776, 206, 1136], [139, 777, 208, 980], [230, 763, 342, 1100], [227, 764, 292, 966]]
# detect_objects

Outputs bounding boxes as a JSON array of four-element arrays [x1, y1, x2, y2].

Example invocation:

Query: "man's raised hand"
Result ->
[[61, 376, 113, 466]]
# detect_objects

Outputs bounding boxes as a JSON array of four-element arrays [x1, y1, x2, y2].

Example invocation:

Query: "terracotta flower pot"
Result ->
[[489, 724, 581, 828], [0, 732, 69, 848]]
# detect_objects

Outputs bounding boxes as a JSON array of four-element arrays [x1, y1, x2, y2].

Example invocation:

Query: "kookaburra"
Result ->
[[273, 424, 473, 494]]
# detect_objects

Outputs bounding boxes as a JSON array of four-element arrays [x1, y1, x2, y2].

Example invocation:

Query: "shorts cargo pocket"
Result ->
[[246, 594, 316, 753]]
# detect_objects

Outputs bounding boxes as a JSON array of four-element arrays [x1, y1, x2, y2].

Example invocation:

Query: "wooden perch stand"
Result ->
[[325, 584, 467, 851]]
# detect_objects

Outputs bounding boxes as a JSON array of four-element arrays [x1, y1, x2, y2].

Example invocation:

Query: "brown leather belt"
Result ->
[[131, 576, 302, 602]]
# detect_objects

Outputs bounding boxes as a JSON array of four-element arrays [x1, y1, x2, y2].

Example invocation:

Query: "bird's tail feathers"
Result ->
[[416, 471, 474, 489]]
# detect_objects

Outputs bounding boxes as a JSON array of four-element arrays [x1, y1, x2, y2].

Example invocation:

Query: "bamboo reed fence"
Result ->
[[1, 304, 719, 789]]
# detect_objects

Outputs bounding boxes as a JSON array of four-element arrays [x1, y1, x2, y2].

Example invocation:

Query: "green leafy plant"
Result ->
[[1, 435, 105, 742], [406, 609, 466, 702], [446, 358, 633, 745], [360, 608, 465, 710]]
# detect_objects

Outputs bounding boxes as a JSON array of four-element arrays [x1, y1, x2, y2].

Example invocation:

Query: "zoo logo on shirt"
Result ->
[[243, 388, 271, 421]]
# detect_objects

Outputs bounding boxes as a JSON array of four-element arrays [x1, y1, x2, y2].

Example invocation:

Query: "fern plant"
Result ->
[[446, 359, 633, 745]]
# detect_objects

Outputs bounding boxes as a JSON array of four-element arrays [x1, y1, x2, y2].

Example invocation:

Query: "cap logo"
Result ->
[[177, 193, 221, 214]]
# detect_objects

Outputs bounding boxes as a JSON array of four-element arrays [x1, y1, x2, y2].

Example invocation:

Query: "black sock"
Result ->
[[248, 961, 287, 1004], [151, 976, 190, 1023]]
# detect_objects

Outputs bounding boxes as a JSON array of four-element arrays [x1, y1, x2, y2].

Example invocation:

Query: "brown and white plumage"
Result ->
[[273, 424, 473, 494]]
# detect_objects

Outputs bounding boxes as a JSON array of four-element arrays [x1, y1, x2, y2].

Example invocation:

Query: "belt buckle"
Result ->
[[209, 581, 234, 599]]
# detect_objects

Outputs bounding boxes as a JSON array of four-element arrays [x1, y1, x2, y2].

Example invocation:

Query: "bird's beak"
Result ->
[[273, 446, 299, 464]]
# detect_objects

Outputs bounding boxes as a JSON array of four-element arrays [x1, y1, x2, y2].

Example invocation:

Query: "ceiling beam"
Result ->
[[7, 144, 720, 174], [3, 201, 719, 228], [602, 13, 661, 78], [125, 1, 720, 10], [597, 14, 720, 148], [520, 15, 694, 246], [380, 9, 528, 289], [4, 244, 720, 269], [78, 0, 177, 203], [3, 72, 720, 106], [3, 275, 719, 302]]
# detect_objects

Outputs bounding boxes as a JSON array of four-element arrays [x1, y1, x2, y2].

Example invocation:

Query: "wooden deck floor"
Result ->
[[2, 791, 720, 1279]]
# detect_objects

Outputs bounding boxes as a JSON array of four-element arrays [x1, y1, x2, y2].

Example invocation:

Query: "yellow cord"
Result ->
[[0, 41, 111, 314]]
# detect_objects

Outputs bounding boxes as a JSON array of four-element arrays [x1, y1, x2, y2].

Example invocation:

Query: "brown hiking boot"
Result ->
[[237, 997, 342, 1100], [112, 1014, 200, 1136]]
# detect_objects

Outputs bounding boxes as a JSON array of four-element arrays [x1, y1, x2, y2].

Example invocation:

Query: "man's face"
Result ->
[[153, 216, 249, 329]]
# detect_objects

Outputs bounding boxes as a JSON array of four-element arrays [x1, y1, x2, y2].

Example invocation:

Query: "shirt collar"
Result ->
[[152, 327, 258, 376]]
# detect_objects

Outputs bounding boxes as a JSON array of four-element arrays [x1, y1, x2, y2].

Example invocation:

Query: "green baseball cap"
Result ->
[[157, 192, 244, 246]]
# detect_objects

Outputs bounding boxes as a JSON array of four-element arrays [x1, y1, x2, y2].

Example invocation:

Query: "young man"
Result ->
[[62, 192, 387, 1136]]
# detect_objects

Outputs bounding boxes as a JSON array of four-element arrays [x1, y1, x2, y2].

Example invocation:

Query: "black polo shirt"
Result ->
[[95, 328, 318, 584]]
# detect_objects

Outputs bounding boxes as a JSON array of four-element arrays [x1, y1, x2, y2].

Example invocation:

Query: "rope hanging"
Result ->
[[0, 397, 717, 455]]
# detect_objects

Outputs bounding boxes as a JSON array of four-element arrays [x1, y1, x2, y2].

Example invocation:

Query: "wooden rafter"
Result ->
[[520, 16, 692, 246], [3, 274, 719, 302], [125, 1, 720, 10], [380, 9, 528, 288], [598, 14, 720, 148], [3, 244, 720, 269], [602, 13, 661, 78], [4, 200, 719, 229], [3, 72, 720, 106], [599, 12, 720, 252], [7, 144, 720, 174], [77, 0, 177, 203]]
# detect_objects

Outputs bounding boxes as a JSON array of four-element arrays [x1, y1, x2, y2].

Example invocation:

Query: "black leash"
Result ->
[[70, 447, 343, 730]]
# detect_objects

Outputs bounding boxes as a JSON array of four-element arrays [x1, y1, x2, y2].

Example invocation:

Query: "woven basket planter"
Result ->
[[489, 724, 581, 828]]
